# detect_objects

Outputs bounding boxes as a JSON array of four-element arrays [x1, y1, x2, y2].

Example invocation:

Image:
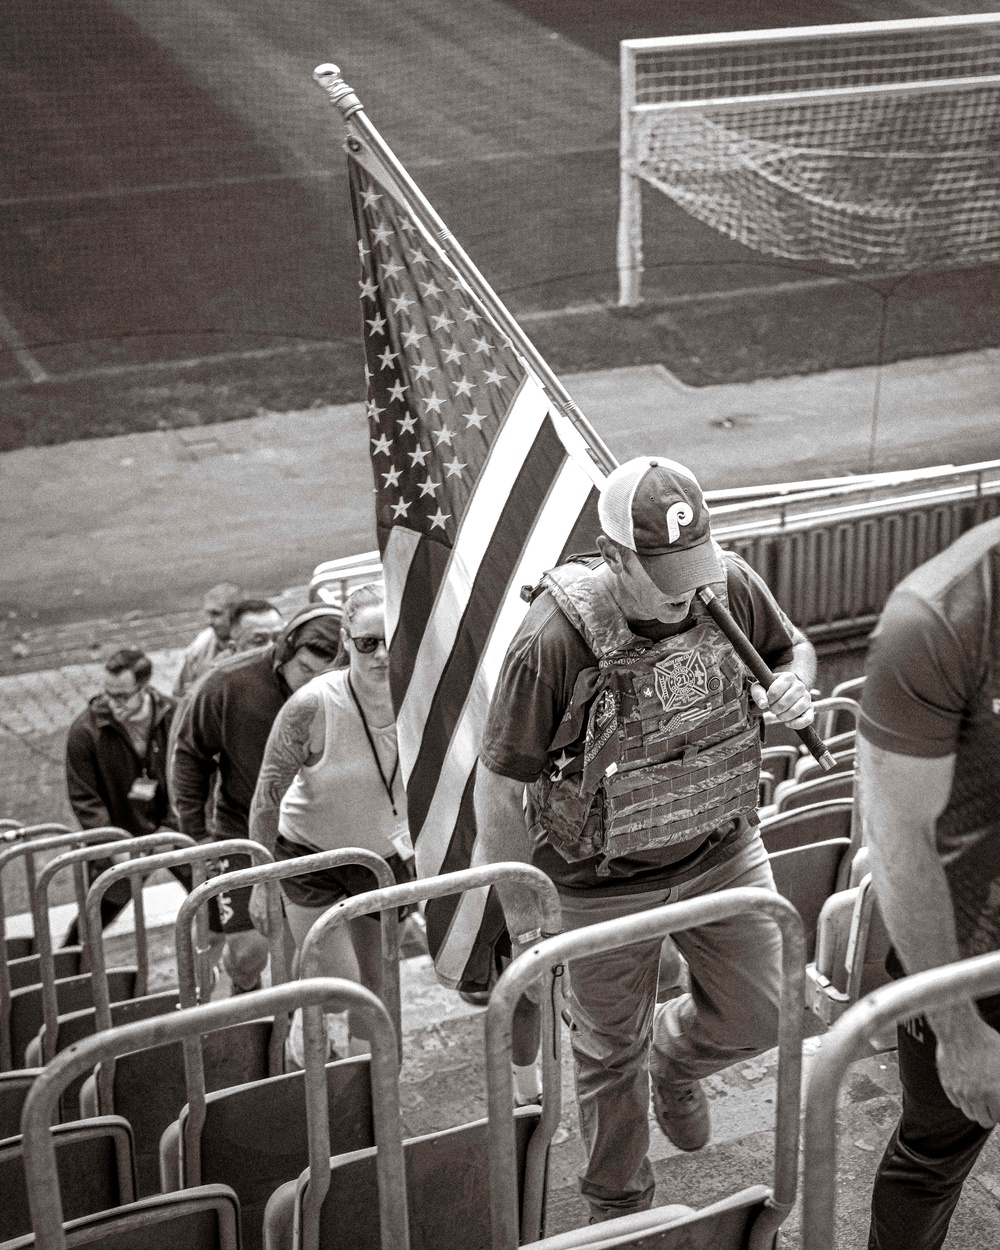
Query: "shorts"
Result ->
[[274, 836, 414, 914], [207, 849, 255, 934]]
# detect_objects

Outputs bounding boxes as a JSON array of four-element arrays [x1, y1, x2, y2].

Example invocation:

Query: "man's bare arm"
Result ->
[[248, 687, 324, 855], [860, 734, 1000, 1127], [471, 760, 538, 941]]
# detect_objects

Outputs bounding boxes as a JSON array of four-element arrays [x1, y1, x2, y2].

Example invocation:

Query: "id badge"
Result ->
[[128, 776, 158, 803], [389, 823, 415, 862]]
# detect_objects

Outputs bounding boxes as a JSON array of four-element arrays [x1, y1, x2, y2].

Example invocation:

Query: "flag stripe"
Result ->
[[383, 525, 423, 648], [405, 417, 566, 839], [413, 454, 599, 878], [395, 374, 549, 780], [387, 532, 450, 714]]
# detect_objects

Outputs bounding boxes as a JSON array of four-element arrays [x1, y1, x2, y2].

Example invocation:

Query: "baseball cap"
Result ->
[[598, 457, 723, 594]]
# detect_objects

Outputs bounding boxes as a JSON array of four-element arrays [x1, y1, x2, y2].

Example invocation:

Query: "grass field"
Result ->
[[2, 0, 999, 448]]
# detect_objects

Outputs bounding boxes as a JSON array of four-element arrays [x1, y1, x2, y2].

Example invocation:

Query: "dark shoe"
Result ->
[[231, 978, 263, 996], [458, 988, 490, 1007], [650, 1068, 710, 1151]]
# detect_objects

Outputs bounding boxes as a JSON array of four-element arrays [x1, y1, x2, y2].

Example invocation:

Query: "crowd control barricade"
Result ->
[[487, 887, 806, 1250], [76, 839, 275, 1194], [1, 829, 132, 1071], [0, 1069, 41, 1141], [30, 833, 195, 1065], [258, 863, 562, 1249], [803, 950, 1000, 1250], [19, 978, 407, 1250], [162, 848, 395, 1250]]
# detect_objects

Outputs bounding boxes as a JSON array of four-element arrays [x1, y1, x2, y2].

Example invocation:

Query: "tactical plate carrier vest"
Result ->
[[529, 561, 762, 875]]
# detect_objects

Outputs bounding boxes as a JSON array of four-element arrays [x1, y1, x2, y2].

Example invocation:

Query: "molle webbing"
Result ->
[[602, 725, 762, 861]]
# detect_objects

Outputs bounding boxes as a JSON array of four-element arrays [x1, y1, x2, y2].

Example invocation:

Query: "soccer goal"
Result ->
[[618, 14, 1000, 305]]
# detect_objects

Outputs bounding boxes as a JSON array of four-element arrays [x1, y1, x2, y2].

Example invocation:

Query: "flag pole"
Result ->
[[314, 63, 618, 476]]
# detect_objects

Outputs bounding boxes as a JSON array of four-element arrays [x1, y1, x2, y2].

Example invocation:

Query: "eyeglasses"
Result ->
[[348, 634, 386, 655], [105, 688, 141, 704]]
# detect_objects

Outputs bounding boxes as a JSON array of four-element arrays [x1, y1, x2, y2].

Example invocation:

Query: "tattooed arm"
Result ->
[[248, 686, 324, 935]]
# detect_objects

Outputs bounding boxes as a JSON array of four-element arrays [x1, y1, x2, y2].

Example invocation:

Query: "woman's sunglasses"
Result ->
[[348, 634, 386, 655]]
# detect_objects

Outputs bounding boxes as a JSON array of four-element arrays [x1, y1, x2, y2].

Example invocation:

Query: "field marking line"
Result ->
[[0, 304, 48, 383], [0, 274, 857, 391], [518, 275, 848, 321], [0, 143, 620, 209], [0, 339, 339, 390]]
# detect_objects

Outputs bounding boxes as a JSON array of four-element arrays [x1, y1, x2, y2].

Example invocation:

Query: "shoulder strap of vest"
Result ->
[[539, 564, 641, 658], [539, 542, 735, 657]]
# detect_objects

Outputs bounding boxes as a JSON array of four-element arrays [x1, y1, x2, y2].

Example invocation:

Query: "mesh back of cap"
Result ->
[[598, 463, 645, 548]]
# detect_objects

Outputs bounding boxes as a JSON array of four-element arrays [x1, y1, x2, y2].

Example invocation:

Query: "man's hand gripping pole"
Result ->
[[697, 585, 836, 772]]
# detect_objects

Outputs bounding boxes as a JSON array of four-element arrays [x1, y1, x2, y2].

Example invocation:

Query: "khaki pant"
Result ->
[[559, 834, 783, 1217]]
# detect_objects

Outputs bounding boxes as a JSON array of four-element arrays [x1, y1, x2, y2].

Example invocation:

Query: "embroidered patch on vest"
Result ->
[[653, 651, 721, 713]]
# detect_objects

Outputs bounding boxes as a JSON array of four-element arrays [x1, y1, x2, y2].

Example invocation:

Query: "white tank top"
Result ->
[[278, 668, 407, 858]]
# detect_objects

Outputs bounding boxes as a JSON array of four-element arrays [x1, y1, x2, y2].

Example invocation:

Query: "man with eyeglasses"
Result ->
[[170, 604, 344, 993], [64, 648, 178, 943]]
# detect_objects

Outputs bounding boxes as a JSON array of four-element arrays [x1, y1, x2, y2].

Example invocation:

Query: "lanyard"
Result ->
[[347, 676, 399, 817]]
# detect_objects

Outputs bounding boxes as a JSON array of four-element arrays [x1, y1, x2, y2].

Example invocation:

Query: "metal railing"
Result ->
[[803, 950, 1000, 1250], [309, 460, 1000, 642]]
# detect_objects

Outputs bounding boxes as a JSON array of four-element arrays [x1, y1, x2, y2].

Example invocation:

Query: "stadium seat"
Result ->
[[773, 771, 855, 814], [171, 857, 559, 1250], [17, 979, 405, 1250], [0, 1070, 40, 1140], [26, 834, 194, 1066], [768, 838, 852, 960], [0, 1116, 136, 1242], [1, 829, 133, 1071], [760, 745, 801, 788], [817, 690, 863, 740], [1, 824, 73, 963], [486, 887, 805, 1250], [802, 949, 1000, 1248], [759, 799, 853, 854], [791, 747, 855, 787], [74, 840, 280, 1195], [257, 862, 562, 1250]]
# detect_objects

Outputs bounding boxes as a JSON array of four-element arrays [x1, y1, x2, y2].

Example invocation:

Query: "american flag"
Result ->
[[348, 144, 607, 989]]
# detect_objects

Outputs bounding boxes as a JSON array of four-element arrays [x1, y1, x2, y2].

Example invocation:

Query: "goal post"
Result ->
[[618, 14, 1000, 305]]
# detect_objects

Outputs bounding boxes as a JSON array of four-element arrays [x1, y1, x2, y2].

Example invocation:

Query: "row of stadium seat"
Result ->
[[0, 678, 902, 1249]]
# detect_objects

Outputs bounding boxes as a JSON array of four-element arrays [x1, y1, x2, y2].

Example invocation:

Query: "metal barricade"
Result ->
[[33, 833, 194, 1063], [19, 977, 409, 1250], [803, 950, 1000, 1250], [298, 862, 562, 1245], [486, 887, 806, 1250], [0, 828, 131, 1070], [171, 846, 393, 1186]]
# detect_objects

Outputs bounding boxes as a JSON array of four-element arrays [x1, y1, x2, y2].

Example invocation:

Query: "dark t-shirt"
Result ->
[[859, 516, 1000, 958], [481, 552, 797, 894]]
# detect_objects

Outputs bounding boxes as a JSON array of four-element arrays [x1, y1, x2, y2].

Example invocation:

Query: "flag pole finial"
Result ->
[[314, 64, 364, 120]]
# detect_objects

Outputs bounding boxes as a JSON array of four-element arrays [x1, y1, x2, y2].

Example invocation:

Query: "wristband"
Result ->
[[511, 928, 543, 947]]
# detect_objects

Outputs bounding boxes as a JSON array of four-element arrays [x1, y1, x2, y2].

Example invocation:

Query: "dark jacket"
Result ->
[[65, 688, 175, 836], [170, 646, 290, 841]]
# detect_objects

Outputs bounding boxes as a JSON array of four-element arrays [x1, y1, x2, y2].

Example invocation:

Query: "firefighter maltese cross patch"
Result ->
[[653, 651, 714, 713]]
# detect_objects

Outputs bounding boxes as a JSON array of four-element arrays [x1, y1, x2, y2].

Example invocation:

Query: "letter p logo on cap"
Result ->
[[666, 501, 693, 544]]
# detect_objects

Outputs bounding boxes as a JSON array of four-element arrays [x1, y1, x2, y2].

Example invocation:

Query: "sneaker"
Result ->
[[650, 1067, 710, 1151]]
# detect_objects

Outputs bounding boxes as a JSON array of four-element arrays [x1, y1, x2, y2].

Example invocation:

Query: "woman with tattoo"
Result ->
[[248, 582, 412, 1054]]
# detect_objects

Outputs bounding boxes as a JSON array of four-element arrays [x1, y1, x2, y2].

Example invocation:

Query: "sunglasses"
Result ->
[[348, 634, 386, 655]]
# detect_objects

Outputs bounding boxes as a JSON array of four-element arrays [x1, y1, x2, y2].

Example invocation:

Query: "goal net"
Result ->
[[618, 15, 1000, 304]]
